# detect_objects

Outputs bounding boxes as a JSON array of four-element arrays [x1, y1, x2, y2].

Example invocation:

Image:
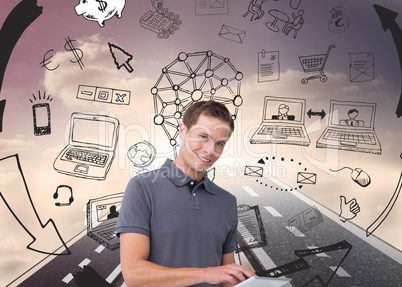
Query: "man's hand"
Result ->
[[202, 263, 256, 286]]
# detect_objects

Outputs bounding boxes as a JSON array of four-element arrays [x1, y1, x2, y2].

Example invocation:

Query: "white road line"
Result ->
[[264, 206, 282, 217], [251, 247, 278, 270], [62, 273, 74, 284], [95, 245, 105, 253], [242, 186, 259, 197], [78, 258, 91, 268], [329, 266, 352, 277], [285, 226, 306, 237], [106, 264, 122, 283]]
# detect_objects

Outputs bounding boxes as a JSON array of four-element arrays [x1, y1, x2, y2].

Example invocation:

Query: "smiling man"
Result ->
[[116, 101, 255, 287]]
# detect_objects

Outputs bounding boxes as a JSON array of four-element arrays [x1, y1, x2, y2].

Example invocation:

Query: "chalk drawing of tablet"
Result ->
[[236, 276, 291, 287]]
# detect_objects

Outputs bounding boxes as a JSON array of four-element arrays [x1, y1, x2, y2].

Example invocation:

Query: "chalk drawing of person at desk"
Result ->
[[283, 9, 305, 39], [266, 9, 289, 32], [266, 8, 305, 40]]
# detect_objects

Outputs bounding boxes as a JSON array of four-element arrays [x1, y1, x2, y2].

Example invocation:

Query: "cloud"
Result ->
[[0, 135, 34, 152], [42, 33, 154, 115]]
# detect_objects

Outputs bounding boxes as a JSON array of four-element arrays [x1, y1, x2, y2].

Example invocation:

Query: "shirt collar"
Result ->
[[162, 159, 215, 195]]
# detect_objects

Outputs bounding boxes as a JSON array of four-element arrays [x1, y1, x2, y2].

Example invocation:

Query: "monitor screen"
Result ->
[[329, 101, 375, 129], [95, 201, 121, 223], [264, 98, 304, 123], [71, 117, 117, 148]]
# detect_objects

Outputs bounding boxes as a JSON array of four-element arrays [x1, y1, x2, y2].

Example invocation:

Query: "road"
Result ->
[[9, 227, 123, 287], [8, 172, 402, 287], [232, 174, 402, 286]]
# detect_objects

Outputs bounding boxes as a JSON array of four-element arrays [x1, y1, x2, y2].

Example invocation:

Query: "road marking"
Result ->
[[264, 206, 282, 217], [78, 258, 91, 268], [62, 273, 74, 284], [95, 245, 105, 253], [252, 247, 278, 270], [106, 264, 121, 283], [329, 266, 351, 277], [285, 226, 306, 237], [242, 186, 259, 197]]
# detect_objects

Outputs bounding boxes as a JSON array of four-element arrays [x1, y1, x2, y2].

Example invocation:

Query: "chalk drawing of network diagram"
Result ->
[[151, 50, 244, 156]]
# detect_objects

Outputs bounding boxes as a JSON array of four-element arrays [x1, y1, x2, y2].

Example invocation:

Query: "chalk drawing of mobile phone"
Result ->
[[32, 103, 51, 136]]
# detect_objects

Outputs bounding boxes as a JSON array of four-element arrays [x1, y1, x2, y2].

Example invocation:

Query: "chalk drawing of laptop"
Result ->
[[316, 100, 381, 155], [53, 112, 120, 180], [249, 96, 310, 146], [86, 193, 123, 251]]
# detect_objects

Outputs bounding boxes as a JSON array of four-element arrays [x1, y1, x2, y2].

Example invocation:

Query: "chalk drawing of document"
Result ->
[[349, 52, 375, 82], [236, 204, 267, 252], [258, 50, 280, 82]]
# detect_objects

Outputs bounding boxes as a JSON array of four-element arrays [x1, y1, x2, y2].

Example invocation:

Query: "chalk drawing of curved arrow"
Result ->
[[374, 4, 402, 118], [0, 154, 71, 255], [0, 0, 43, 132], [366, 171, 402, 237]]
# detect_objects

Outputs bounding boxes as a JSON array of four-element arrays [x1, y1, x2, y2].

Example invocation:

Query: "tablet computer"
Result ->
[[236, 276, 291, 287]]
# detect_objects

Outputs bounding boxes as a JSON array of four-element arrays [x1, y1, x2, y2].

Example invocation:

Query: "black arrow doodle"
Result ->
[[366, 171, 402, 237], [374, 4, 402, 118], [307, 109, 326, 119], [256, 240, 352, 286], [108, 42, 134, 73], [0, 0, 43, 133], [0, 99, 5, 133], [0, 154, 71, 255]]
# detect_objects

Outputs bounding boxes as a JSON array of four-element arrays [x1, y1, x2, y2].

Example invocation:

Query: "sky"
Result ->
[[0, 0, 401, 285]]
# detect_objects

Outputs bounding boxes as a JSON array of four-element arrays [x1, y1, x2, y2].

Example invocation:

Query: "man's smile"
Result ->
[[196, 153, 211, 163]]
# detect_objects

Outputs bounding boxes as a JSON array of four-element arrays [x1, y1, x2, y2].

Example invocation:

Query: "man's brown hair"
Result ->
[[182, 100, 235, 132]]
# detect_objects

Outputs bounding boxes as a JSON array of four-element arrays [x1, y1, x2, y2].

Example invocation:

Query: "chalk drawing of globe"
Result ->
[[127, 140, 156, 168]]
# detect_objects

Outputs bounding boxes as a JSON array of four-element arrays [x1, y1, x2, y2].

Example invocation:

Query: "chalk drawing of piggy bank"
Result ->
[[75, 0, 126, 27]]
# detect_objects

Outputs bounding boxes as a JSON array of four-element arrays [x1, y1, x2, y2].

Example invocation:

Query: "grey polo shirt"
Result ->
[[116, 159, 238, 286]]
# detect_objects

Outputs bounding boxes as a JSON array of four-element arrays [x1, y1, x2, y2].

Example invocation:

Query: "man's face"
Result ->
[[178, 114, 231, 179]]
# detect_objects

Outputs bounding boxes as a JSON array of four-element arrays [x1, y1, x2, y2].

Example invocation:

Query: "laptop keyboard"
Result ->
[[323, 130, 376, 144], [65, 148, 108, 165], [258, 125, 303, 137], [98, 229, 117, 240]]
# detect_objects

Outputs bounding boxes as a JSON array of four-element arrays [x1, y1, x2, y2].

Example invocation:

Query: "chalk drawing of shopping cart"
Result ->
[[299, 44, 335, 84]]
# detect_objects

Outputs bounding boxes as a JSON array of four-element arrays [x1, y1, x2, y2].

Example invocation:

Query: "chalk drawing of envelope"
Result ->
[[244, 165, 263, 177], [219, 25, 246, 44], [297, 172, 317, 184], [210, 0, 225, 8], [349, 52, 375, 82]]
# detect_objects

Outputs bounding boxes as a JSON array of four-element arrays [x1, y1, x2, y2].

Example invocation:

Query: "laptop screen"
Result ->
[[87, 193, 124, 227], [328, 100, 376, 129], [71, 115, 118, 149], [263, 96, 305, 124]]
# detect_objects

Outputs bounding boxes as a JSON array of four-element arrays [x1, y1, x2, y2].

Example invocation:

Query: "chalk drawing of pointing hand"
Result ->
[[339, 196, 360, 222]]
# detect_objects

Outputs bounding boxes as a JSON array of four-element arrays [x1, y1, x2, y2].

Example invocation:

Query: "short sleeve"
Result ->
[[222, 199, 238, 255], [116, 176, 152, 237]]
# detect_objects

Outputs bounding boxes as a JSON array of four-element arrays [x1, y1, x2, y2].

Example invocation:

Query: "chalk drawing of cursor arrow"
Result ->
[[0, 154, 71, 255], [374, 4, 402, 118]]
